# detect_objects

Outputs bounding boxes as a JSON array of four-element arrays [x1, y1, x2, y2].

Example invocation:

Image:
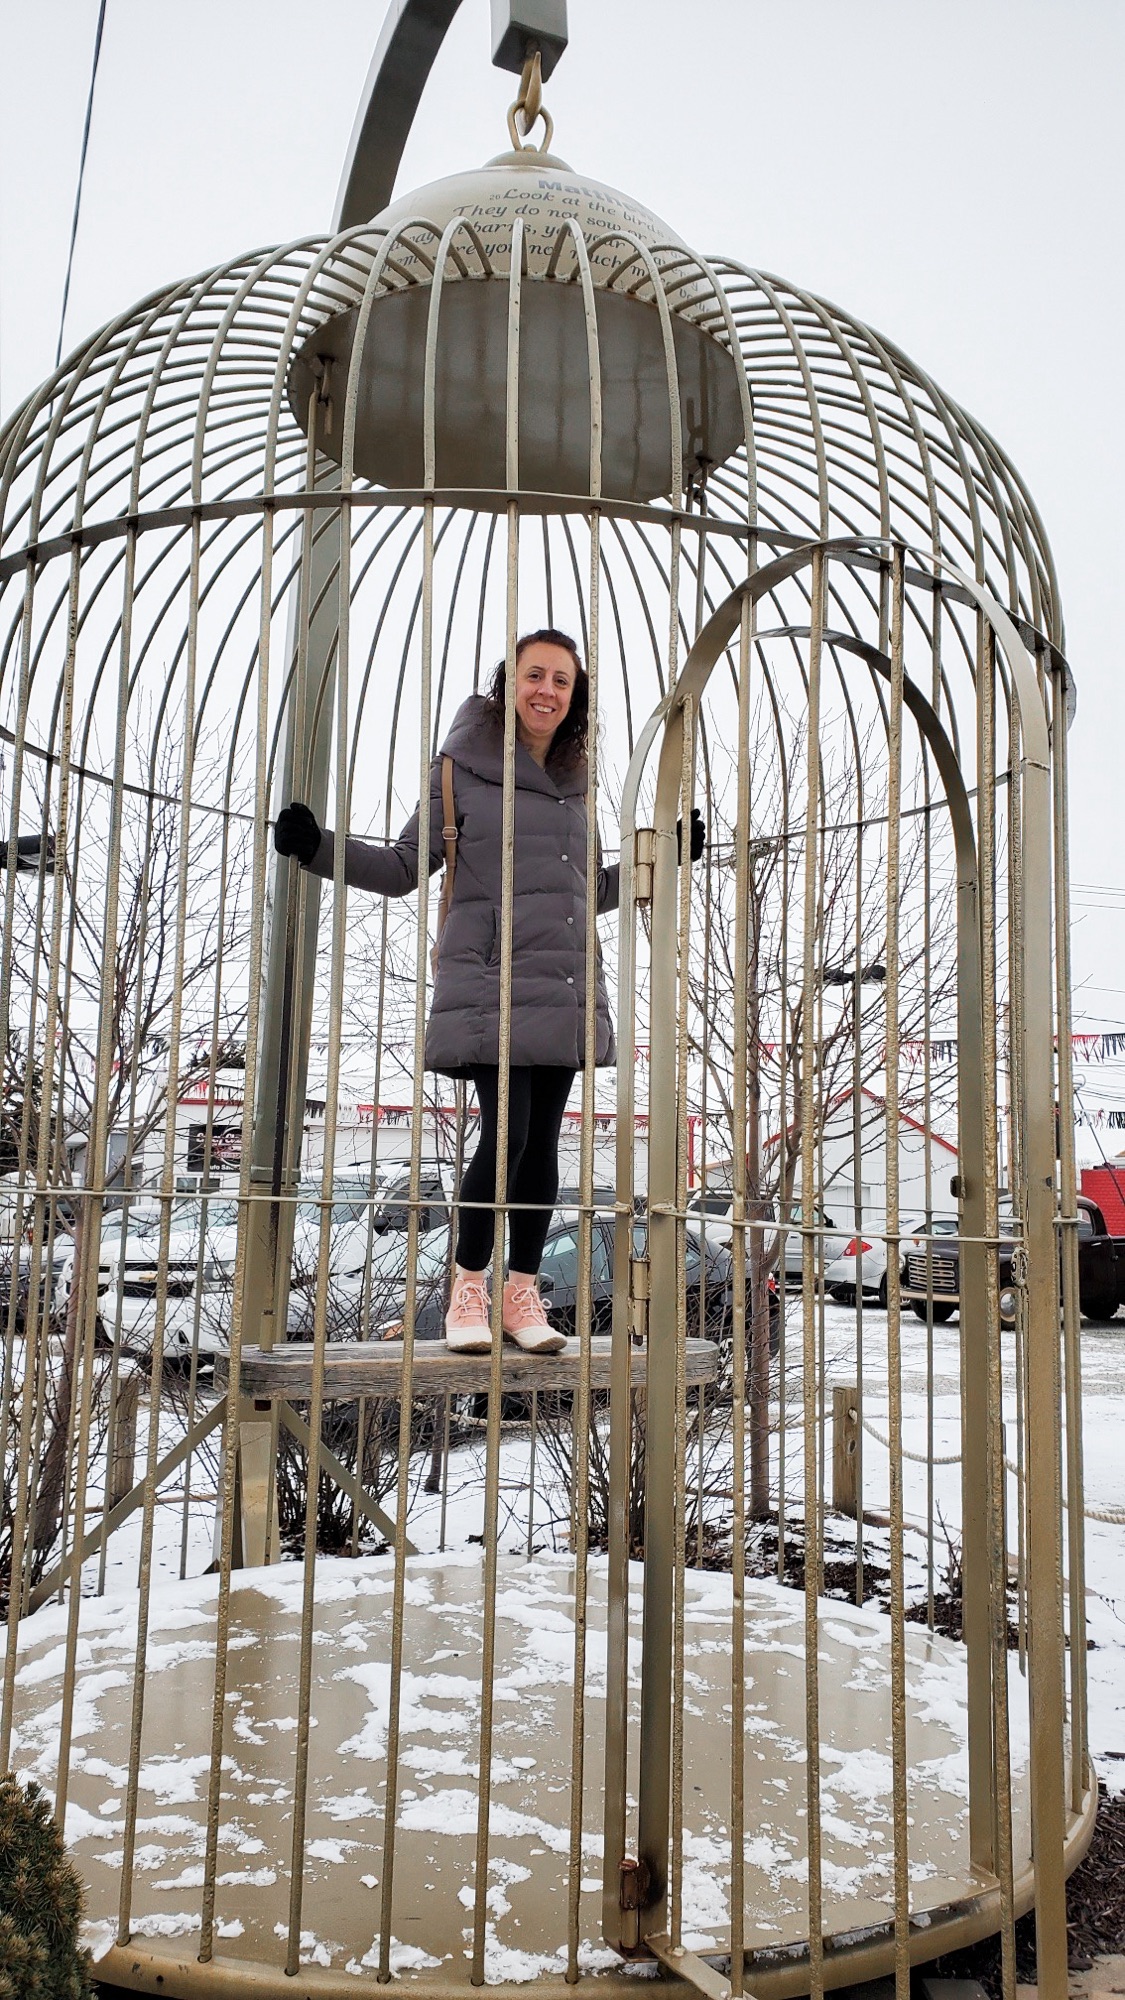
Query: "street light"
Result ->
[[0, 833, 55, 874], [821, 961, 885, 986]]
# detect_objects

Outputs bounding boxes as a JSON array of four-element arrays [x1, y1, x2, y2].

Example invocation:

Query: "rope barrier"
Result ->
[[859, 1416, 1125, 1522], [860, 1414, 961, 1464]]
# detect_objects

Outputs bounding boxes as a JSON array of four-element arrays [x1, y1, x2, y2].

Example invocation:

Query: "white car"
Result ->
[[823, 1217, 959, 1307], [303, 1225, 453, 1341], [63, 1197, 241, 1357], [60, 1190, 387, 1358]]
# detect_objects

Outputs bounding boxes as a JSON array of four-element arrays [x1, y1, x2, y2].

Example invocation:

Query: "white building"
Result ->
[[798, 1086, 959, 1230]]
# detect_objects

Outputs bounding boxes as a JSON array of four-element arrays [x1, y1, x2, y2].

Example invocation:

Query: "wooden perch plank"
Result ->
[[239, 1335, 720, 1400]]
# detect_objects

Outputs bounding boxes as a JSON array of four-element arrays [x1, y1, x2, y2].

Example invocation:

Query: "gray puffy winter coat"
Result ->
[[306, 695, 619, 1074]]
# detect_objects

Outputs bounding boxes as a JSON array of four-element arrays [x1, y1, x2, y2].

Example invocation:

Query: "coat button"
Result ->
[[567, 916, 574, 925], [566, 976, 574, 985], [561, 853, 568, 862]]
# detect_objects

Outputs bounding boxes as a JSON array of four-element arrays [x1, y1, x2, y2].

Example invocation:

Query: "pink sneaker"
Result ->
[[502, 1280, 566, 1354], [445, 1273, 492, 1353]]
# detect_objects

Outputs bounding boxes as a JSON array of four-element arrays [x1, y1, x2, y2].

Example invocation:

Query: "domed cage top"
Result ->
[[0, 9, 1090, 1999]]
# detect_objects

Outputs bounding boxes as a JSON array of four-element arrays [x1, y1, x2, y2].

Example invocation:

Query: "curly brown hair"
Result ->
[[481, 629, 589, 773]]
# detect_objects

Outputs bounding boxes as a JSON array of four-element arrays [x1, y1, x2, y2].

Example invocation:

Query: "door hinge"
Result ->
[[617, 1855, 651, 1953]]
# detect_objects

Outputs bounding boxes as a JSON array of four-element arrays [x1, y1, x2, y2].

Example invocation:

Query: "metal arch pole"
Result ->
[[233, 0, 467, 1532], [334, 0, 465, 229], [242, 475, 342, 1348], [940, 570, 1070, 2000], [626, 547, 1070, 1991], [237, 1, 444, 1436], [225, 466, 342, 1579], [334, 0, 569, 231], [236, 0, 573, 1536]]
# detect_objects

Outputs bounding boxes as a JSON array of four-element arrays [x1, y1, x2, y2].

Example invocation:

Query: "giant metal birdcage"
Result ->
[[0, 7, 1092, 1999]]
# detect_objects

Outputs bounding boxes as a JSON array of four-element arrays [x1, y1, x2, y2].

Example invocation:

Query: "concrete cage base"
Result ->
[[8, 1554, 1097, 1995]]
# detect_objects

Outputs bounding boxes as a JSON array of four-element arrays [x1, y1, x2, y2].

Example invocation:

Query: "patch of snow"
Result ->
[[819, 1746, 896, 1797], [80, 1919, 117, 1963], [128, 1911, 199, 1938], [307, 1838, 355, 1864], [274, 1924, 338, 1967], [353, 1937, 443, 1973], [135, 1754, 212, 1805], [65, 1801, 116, 1844], [319, 1790, 381, 1821], [154, 1866, 204, 1891]]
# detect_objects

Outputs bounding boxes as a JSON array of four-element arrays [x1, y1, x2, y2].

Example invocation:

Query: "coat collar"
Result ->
[[439, 694, 588, 798]]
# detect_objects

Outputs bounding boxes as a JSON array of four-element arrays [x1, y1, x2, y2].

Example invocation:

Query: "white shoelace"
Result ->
[[450, 1280, 490, 1323], [506, 1283, 547, 1322]]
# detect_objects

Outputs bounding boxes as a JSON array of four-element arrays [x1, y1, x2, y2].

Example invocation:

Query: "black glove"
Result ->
[[676, 807, 705, 864], [274, 801, 321, 866]]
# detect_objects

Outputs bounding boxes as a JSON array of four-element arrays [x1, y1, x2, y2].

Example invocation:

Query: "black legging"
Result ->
[[455, 1066, 576, 1274]]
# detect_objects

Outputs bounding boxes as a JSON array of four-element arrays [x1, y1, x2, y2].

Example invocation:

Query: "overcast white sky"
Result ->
[[2, 0, 1124, 1137]]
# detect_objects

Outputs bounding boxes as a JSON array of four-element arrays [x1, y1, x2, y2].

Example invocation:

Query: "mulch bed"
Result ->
[[712, 1513, 1028, 1648], [922, 1783, 1125, 1993], [720, 1514, 965, 1636]]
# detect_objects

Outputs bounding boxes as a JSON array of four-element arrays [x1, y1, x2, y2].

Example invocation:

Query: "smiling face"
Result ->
[[512, 642, 577, 761]]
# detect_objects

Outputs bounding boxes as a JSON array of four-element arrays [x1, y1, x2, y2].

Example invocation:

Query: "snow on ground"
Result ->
[[18, 1550, 985, 1977], [73, 1296, 1125, 1797], [12, 1294, 1117, 1978], [811, 1298, 1125, 1795]]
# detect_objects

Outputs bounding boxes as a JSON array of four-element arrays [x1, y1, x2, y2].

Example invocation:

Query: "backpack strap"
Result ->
[[432, 756, 458, 970]]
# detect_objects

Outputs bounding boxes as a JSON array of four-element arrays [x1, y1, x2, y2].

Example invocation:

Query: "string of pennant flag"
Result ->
[[290, 1030, 1125, 1067], [628, 1033, 1125, 1067], [895, 1032, 1125, 1064]]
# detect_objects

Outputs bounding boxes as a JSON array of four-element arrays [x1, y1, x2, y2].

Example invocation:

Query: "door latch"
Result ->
[[634, 827, 656, 904]]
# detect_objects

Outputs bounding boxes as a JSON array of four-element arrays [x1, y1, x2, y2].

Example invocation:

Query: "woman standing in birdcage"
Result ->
[[275, 629, 636, 1357]]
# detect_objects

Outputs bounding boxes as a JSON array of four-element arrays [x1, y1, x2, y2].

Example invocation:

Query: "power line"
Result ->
[[55, 0, 108, 371]]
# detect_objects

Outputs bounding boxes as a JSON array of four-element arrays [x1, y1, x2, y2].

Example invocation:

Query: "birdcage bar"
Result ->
[[0, 65, 1093, 1993]]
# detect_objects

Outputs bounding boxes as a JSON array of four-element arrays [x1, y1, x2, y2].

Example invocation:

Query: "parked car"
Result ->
[[825, 1217, 959, 1309], [57, 1197, 240, 1356], [900, 1211, 1022, 1325], [684, 1187, 848, 1283], [893, 1202, 1125, 1327], [0, 1231, 75, 1334], [368, 1161, 456, 1235], [383, 1211, 746, 1347], [61, 1187, 386, 1357], [1072, 1197, 1125, 1319], [289, 1221, 452, 1340], [899, 1194, 1125, 1327]]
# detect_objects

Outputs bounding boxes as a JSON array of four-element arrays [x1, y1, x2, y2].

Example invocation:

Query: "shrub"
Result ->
[[0, 1774, 92, 1999]]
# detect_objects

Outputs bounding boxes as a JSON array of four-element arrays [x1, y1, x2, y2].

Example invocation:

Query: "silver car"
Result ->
[[684, 1189, 847, 1280]]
